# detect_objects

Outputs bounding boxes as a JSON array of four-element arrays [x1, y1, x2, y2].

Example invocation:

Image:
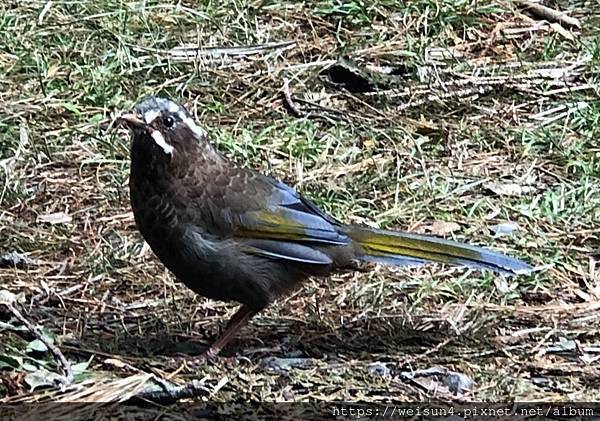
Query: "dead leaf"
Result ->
[[490, 222, 521, 235], [367, 362, 392, 379], [24, 369, 65, 391], [46, 63, 61, 79], [26, 339, 48, 353], [549, 22, 575, 40], [545, 337, 577, 354], [260, 357, 314, 373], [424, 221, 461, 235], [401, 366, 474, 396], [485, 182, 535, 197], [37, 212, 72, 225], [494, 277, 511, 295], [0, 289, 17, 305]]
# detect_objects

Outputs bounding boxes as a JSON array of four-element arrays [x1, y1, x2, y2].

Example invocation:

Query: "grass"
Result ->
[[0, 0, 599, 408]]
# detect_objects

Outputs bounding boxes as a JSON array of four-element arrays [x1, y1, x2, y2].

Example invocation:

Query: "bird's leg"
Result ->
[[202, 305, 257, 359]]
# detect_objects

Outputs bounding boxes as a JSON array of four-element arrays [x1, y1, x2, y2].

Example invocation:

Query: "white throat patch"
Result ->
[[150, 130, 174, 155]]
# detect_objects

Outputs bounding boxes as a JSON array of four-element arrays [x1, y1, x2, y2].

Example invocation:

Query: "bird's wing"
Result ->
[[237, 238, 333, 265], [194, 166, 349, 265], [233, 175, 348, 245]]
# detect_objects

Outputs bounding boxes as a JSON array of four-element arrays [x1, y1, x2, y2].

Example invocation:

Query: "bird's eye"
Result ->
[[163, 116, 174, 128]]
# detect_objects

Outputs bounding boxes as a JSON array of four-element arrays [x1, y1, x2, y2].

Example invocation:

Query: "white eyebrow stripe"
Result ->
[[167, 101, 180, 113], [177, 110, 207, 140], [150, 130, 174, 155], [144, 110, 160, 124]]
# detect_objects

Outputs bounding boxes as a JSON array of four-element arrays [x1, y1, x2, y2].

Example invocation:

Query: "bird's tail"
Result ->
[[347, 225, 532, 276]]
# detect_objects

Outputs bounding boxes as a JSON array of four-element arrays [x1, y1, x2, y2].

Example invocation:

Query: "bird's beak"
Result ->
[[119, 113, 146, 129]]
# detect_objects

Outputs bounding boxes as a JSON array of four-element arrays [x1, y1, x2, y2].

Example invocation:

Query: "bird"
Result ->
[[120, 96, 532, 358]]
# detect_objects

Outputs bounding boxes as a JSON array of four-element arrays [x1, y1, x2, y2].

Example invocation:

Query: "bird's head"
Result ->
[[120, 97, 208, 157]]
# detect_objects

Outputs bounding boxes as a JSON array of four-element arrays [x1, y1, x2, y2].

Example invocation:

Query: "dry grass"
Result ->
[[0, 0, 599, 408]]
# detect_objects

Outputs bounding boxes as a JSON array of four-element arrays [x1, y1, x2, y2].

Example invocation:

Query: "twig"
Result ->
[[293, 97, 362, 122], [517, 1, 581, 29], [38, 1, 54, 24], [5, 301, 73, 384], [395, 86, 495, 111], [169, 40, 296, 60], [282, 78, 304, 117]]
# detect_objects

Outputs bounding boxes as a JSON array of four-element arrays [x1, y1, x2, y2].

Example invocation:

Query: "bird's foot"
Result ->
[[185, 345, 221, 370], [184, 305, 257, 371]]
